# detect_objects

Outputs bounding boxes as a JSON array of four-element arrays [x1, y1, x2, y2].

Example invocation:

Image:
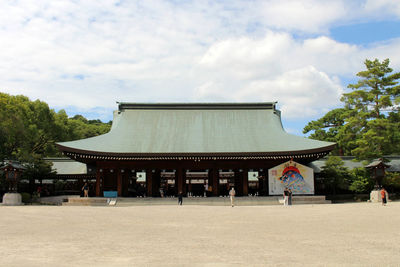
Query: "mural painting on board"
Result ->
[[268, 159, 314, 195]]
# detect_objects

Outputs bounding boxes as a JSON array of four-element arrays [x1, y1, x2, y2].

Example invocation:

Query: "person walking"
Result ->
[[288, 188, 293, 206], [229, 187, 236, 207], [178, 191, 183, 205], [283, 187, 289, 206], [82, 182, 89, 197], [381, 187, 388, 206]]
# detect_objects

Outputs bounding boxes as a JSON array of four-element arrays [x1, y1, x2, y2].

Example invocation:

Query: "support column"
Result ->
[[260, 169, 268, 196], [264, 169, 269, 196], [122, 172, 129, 197], [96, 169, 101, 197], [78, 177, 84, 194], [211, 169, 219, 196], [152, 170, 161, 197], [176, 168, 185, 195], [146, 169, 153, 197], [117, 170, 122, 197], [234, 170, 243, 196], [242, 169, 249, 196]]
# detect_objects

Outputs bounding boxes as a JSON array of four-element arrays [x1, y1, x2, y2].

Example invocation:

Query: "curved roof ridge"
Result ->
[[118, 102, 277, 111], [57, 103, 335, 156]]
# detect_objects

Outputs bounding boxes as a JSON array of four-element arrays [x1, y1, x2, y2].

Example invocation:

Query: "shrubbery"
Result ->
[[20, 192, 31, 204], [321, 156, 398, 194]]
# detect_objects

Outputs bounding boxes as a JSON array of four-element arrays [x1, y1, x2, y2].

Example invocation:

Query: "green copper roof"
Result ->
[[57, 103, 335, 155]]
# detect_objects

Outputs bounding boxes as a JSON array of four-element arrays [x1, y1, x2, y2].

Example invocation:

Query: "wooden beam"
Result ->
[[176, 168, 185, 195], [146, 169, 153, 197], [242, 169, 248, 196], [233, 170, 241, 196], [153, 170, 161, 197], [211, 169, 219, 196], [117, 170, 122, 196], [95, 170, 101, 197]]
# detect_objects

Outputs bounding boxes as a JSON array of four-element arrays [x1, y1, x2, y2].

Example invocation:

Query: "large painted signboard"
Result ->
[[268, 160, 314, 195]]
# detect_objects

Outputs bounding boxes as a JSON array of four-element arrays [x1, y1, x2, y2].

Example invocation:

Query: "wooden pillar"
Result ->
[[211, 169, 219, 196], [152, 170, 161, 197], [242, 169, 249, 196], [264, 170, 270, 196], [117, 170, 122, 197], [122, 172, 129, 197], [183, 170, 187, 195], [95, 169, 101, 197], [234, 170, 243, 196], [176, 168, 185, 195], [78, 177, 84, 188], [146, 169, 153, 197], [260, 169, 268, 196]]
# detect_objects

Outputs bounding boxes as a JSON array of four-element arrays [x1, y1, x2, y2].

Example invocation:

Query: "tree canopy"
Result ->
[[304, 58, 400, 160], [0, 92, 111, 164]]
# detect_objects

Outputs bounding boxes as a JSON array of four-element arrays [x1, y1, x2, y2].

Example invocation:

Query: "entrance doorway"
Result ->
[[218, 171, 234, 196], [186, 171, 209, 197], [126, 171, 146, 197], [103, 170, 117, 191], [160, 171, 176, 197]]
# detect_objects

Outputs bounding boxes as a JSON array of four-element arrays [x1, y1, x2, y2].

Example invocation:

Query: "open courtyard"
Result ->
[[1, 202, 399, 266]]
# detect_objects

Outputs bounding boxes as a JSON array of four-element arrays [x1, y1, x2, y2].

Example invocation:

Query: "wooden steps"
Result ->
[[60, 195, 331, 206]]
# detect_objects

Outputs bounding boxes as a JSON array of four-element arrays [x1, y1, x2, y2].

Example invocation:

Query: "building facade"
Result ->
[[57, 103, 336, 197]]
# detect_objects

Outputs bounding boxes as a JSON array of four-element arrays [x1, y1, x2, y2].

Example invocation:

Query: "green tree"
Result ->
[[383, 172, 400, 193], [348, 167, 373, 193], [1, 92, 112, 194], [302, 108, 347, 155], [0, 92, 111, 163], [1, 93, 56, 161], [304, 58, 400, 160], [341, 58, 400, 159], [320, 156, 351, 195]]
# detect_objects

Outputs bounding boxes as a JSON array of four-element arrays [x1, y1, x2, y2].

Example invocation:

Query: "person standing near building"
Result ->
[[283, 187, 289, 206], [82, 182, 89, 197], [178, 191, 183, 205], [229, 187, 236, 207], [381, 187, 388, 206], [288, 188, 293, 206]]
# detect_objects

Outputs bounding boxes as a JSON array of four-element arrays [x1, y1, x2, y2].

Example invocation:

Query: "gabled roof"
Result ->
[[57, 103, 335, 159], [45, 158, 87, 175], [366, 159, 390, 169], [0, 160, 26, 170], [310, 156, 400, 173]]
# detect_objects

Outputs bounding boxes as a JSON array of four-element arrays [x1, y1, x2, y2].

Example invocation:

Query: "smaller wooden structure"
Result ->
[[1, 161, 26, 192], [366, 159, 390, 189]]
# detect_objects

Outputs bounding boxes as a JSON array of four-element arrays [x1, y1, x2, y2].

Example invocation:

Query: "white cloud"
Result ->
[[259, 0, 349, 33], [0, 0, 400, 124], [364, 0, 400, 18], [238, 66, 343, 118]]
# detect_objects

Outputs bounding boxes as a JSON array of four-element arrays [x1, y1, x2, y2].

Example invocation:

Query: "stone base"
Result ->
[[2, 193, 23, 206]]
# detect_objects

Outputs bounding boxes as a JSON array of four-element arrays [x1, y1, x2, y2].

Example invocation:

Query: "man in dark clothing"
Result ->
[[178, 191, 183, 205]]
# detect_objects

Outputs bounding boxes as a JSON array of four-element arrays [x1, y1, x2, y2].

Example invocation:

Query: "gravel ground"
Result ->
[[0, 202, 399, 266]]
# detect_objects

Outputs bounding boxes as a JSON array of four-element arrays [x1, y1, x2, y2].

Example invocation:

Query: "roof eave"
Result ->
[[56, 143, 336, 158]]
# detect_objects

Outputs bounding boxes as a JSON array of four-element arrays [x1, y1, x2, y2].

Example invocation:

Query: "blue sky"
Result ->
[[330, 21, 400, 45], [1, 0, 400, 135]]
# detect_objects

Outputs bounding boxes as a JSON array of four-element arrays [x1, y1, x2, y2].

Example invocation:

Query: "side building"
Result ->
[[56, 102, 336, 197]]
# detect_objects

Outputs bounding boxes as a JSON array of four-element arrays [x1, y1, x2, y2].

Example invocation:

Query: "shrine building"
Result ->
[[56, 102, 335, 197]]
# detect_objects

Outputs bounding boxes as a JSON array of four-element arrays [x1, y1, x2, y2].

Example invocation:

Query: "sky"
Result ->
[[1, 0, 400, 135]]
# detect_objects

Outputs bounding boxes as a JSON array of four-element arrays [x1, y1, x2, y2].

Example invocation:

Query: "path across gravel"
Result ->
[[1, 202, 399, 266]]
